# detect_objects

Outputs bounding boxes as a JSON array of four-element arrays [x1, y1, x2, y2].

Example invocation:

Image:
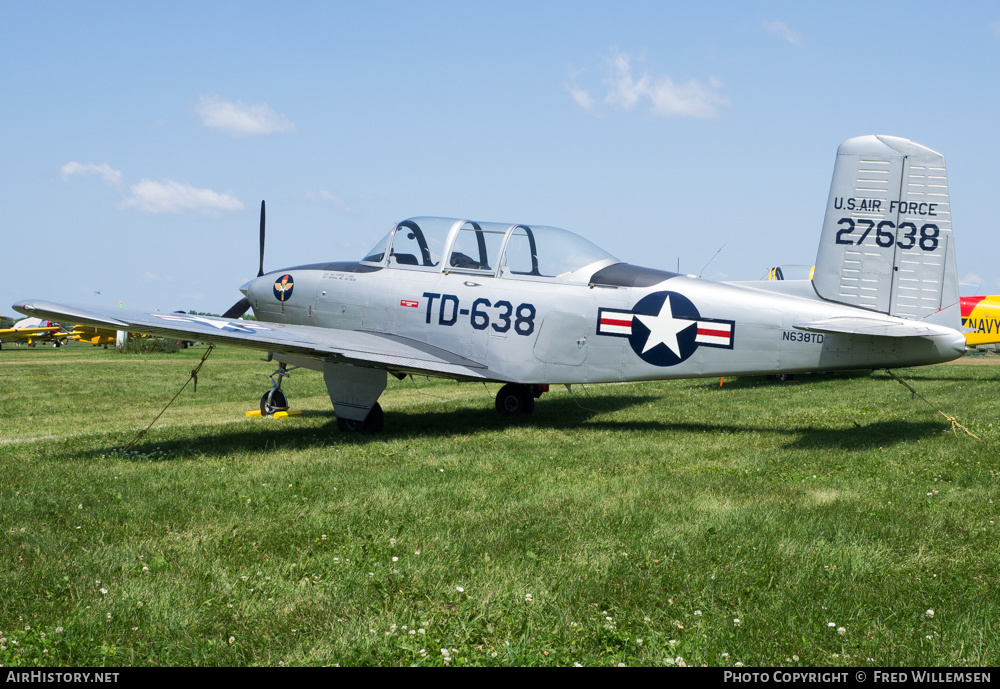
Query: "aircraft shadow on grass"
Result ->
[[84, 394, 951, 460]]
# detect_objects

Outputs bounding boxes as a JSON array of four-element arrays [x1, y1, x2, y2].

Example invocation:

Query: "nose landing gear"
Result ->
[[259, 362, 297, 416]]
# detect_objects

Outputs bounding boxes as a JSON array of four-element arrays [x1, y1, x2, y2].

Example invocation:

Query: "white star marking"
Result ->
[[634, 296, 696, 357]]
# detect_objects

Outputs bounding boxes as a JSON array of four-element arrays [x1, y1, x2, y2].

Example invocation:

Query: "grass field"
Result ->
[[1, 344, 998, 667]]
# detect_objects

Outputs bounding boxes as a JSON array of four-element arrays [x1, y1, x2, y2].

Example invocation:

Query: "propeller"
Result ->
[[258, 199, 266, 277], [221, 200, 265, 319]]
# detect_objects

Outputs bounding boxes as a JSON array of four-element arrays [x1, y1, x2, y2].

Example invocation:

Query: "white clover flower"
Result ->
[[828, 622, 836, 628], [525, 594, 533, 603], [721, 652, 729, 659], [694, 610, 702, 616], [733, 618, 741, 627], [456, 586, 464, 593], [229, 636, 235, 644], [418, 628, 425, 635], [735, 661, 743, 667], [838, 627, 846, 635], [573, 662, 582, 667], [390, 538, 396, 545], [926, 609, 935, 618], [392, 556, 398, 562]]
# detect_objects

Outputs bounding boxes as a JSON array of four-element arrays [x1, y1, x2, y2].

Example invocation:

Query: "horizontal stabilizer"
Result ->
[[794, 316, 944, 338]]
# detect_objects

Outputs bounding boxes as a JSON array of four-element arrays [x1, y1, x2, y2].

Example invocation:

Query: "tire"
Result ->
[[495, 384, 534, 416], [260, 389, 288, 416], [337, 402, 384, 433]]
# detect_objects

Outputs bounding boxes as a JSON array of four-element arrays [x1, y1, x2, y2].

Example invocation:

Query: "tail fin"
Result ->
[[812, 135, 959, 324]]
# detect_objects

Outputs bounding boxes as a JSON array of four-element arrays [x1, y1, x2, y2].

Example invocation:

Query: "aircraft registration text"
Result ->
[[783, 331, 824, 343]]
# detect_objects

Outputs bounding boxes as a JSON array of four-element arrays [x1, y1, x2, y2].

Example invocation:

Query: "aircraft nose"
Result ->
[[239, 279, 254, 297]]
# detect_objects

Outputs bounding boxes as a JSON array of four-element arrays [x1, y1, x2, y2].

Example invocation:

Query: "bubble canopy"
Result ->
[[361, 217, 619, 282]]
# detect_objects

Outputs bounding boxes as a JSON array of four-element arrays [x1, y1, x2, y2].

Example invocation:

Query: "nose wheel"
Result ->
[[260, 388, 288, 416], [259, 362, 297, 416]]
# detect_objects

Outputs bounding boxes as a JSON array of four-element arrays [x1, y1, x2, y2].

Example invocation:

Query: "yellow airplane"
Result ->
[[961, 296, 1000, 346], [66, 324, 118, 347], [0, 315, 66, 349], [764, 267, 1000, 347]]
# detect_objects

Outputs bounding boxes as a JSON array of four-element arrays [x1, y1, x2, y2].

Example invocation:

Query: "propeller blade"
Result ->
[[221, 297, 251, 320], [258, 200, 266, 278]]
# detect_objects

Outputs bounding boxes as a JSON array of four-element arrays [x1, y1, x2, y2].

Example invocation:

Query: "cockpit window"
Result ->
[[501, 225, 617, 278], [387, 217, 453, 268], [366, 216, 618, 280], [449, 221, 507, 272], [361, 231, 391, 263]]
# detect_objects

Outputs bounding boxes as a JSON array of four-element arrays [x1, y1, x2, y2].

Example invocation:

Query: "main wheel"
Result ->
[[337, 402, 384, 433], [495, 384, 534, 416], [260, 389, 288, 416]]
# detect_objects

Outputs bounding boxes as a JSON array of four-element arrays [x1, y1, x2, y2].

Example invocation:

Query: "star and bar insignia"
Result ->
[[597, 291, 735, 367]]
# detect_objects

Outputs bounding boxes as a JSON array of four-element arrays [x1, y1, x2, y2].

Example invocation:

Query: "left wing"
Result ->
[[13, 300, 501, 382]]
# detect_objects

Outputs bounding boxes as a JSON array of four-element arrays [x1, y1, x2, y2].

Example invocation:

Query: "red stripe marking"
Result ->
[[697, 328, 730, 339], [601, 317, 632, 328], [960, 296, 986, 318]]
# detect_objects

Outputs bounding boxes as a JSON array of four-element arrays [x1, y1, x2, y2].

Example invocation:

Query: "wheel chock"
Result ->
[[245, 410, 301, 419]]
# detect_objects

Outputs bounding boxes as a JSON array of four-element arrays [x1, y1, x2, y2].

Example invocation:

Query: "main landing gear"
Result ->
[[495, 384, 548, 416], [336, 402, 384, 434], [260, 362, 297, 416]]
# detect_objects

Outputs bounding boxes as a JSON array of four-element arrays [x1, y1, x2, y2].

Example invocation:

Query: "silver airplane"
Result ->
[[13, 135, 967, 433]]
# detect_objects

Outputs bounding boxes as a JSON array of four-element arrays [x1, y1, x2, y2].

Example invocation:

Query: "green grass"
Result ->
[[1, 344, 998, 667]]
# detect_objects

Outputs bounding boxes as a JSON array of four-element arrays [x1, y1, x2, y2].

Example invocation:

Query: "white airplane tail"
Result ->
[[812, 135, 960, 327]]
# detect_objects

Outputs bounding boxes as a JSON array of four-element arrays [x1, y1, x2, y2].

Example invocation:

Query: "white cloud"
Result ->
[[61, 162, 123, 188], [305, 189, 358, 213], [603, 52, 727, 119], [195, 95, 295, 136], [764, 19, 803, 47], [960, 272, 985, 291], [568, 85, 595, 111], [119, 179, 244, 215]]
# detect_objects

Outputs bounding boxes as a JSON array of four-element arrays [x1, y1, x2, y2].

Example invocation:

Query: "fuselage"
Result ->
[[243, 226, 965, 386]]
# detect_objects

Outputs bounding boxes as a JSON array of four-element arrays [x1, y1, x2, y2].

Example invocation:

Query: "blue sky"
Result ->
[[3, 1, 1000, 316]]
